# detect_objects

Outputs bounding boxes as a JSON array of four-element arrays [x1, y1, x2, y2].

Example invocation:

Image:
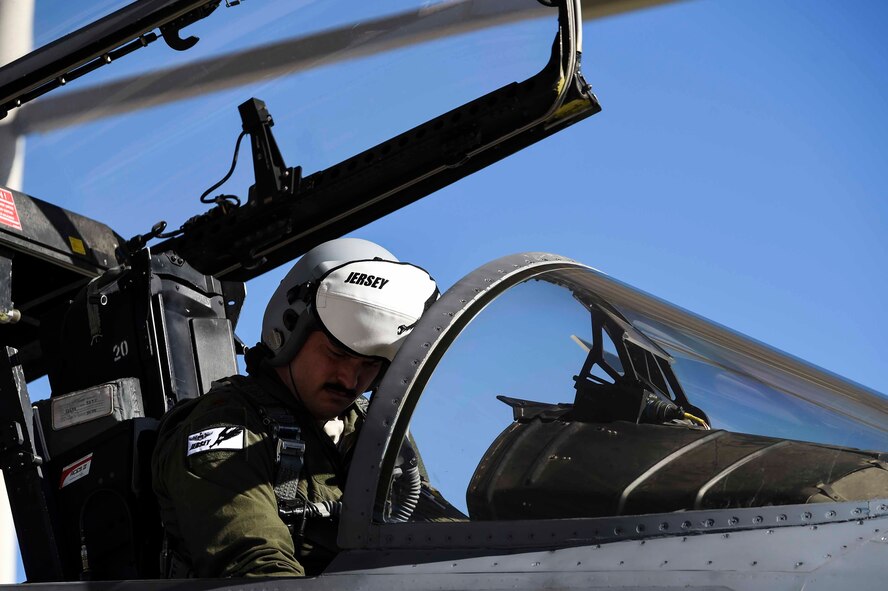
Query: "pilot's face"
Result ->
[[279, 331, 383, 421]]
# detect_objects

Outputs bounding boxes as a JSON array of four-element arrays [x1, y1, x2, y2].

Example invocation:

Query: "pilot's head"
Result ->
[[261, 238, 438, 420]]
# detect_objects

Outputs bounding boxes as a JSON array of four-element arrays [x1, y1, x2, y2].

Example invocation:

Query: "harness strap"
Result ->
[[225, 376, 363, 529], [275, 426, 305, 505], [160, 531, 193, 578], [259, 405, 305, 509]]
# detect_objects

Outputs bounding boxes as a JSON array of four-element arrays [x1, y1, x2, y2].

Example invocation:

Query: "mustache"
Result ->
[[323, 383, 358, 397]]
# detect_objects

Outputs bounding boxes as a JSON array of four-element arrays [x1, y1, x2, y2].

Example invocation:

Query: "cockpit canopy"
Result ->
[[343, 252, 888, 533]]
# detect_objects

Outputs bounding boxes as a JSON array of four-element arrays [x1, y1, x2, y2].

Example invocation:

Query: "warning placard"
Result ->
[[0, 188, 22, 231], [60, 453, 93, 489]]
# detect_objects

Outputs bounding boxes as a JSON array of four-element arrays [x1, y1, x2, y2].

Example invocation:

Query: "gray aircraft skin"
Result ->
[[1, 1, 887, 590]]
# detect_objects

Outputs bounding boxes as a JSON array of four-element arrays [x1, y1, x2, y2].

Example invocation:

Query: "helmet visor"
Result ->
[[313, 260, 438, 362]]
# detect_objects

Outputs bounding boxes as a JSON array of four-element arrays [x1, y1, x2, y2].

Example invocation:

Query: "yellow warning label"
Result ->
[[69, 237, 86, 255]]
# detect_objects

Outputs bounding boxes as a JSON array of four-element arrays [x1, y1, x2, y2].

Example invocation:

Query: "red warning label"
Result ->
[[0, 188, 23, 231], [60, 453, 93, 489]]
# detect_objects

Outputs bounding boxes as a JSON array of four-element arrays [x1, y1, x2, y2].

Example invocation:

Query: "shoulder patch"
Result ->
[[187, 425, 245, 456]]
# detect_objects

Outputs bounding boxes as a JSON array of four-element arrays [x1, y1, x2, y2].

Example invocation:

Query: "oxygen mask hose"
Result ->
[[639, 392, 711, 429], [639, 393, 685, 424]]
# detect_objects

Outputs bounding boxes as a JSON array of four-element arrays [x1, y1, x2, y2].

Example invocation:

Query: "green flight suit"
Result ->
[[151, 367, 363, 578]]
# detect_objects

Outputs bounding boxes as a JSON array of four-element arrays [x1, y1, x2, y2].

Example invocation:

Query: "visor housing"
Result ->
[[314, 260, 438, 362]]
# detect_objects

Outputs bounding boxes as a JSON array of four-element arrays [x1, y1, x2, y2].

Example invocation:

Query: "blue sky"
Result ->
[[23, 0, 888, 395], [9, 0, 888, 581]]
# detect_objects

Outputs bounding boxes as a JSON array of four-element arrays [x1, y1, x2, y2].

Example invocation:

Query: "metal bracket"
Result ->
[[0, 346, 63, 581], [238, 97, 301, 203], [0, 254, 17, 324], [160, 1, 221, 51], [0, 421, 43, 472]]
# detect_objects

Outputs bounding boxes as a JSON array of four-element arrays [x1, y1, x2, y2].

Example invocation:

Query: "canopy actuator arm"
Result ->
[[154, 0, 601, 281]]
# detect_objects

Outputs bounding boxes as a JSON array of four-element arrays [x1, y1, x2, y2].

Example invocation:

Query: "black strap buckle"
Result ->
[[274, 425, 305, 504]]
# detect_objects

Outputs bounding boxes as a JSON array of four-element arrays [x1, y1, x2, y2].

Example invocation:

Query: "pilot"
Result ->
[[151, 238, 441, 578]]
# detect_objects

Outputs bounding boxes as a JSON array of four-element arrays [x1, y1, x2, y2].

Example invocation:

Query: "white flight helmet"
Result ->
[[261, 238, 439, 366]]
